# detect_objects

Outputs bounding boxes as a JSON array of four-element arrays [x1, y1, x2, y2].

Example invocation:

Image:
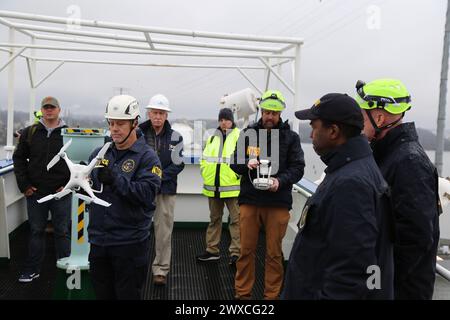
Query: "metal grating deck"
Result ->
[[143, 228, 266, 300], [0, 224, 56, 300], [2, 223, 449, 300], [0, 223, 266, 300]]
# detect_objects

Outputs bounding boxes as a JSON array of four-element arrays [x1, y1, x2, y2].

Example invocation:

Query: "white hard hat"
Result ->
[[105, 95, 140, 120], [146, 94, 171, 112]]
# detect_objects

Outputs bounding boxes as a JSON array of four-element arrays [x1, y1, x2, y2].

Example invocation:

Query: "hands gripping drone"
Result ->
[[97, 166, 114, 185], [248, 159, 279, 192]]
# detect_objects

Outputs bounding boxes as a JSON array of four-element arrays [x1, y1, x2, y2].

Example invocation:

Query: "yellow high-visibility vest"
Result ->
[[200, 127, 241, 198]]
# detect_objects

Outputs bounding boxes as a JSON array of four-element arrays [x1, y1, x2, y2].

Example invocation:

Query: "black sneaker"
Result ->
[[229, 255, 239, 266], [18, 272, 40, 283], [196, 251, 220, 262]]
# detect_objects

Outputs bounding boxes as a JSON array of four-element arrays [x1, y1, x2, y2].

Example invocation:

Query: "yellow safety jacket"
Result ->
[[201, 127, 241, 198]]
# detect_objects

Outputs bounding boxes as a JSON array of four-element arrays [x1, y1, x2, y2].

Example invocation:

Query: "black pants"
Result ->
[[89, 239, 150, 300]]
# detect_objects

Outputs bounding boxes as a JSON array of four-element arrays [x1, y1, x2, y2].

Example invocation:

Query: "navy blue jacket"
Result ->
[[87, 135, 162, 246], [139, 120, 184, 195], [282, 135, 394, 300], [371, 122, 440, 300], [230, 119, 305, 210]]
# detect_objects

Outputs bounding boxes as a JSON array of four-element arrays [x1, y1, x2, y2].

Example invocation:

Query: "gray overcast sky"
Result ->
[[0, 0, 447, 131]]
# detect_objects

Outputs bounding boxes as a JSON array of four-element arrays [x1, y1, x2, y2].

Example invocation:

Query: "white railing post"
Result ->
[[293, 44, 302, 135], [5, 27, 16, 160], [29, 36, 36, 124]]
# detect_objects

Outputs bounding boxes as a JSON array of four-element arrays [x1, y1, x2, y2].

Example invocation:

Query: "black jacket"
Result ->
[[371, 122, 440, 300], [282, 135, 394, 300], [13, 121, 70, 197], [139, 120, 184, 195], [88, 135, 162, 246], [230, 119, 305, 209]]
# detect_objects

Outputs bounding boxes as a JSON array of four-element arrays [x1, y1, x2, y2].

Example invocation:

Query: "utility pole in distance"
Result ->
[[436, 0, 450, 175]]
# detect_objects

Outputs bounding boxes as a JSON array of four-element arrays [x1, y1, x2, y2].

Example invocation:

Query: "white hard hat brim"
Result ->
[[145, 105, 172, 112], [105, 116, 138, 120]]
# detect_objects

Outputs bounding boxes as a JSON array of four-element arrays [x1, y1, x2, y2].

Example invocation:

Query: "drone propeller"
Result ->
[[96, 142, 112, 159], [37, 188, 72, 204], [37, 194, 56, 203], [76, 193, 111, 207], [47, 139, 73, 171], [85, 142, 112, 173]]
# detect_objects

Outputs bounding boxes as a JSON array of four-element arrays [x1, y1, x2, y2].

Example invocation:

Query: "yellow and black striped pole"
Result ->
[[66, 128, 101, 134], [77, 199, 86, 244]]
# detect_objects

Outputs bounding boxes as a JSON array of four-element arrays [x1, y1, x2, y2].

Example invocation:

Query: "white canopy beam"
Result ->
[[259, 57, 294, 94], [33, 61, 65, 89], [278, 43, 296, 53], [0, 10, 304, 45], [144, 32, 155, 50], [0, 42, 295, 59], [25, 57, 35, 88], [32, 33, 269, 56], [0, 17, 35, 38], [0, 46, 26, 73], [31, 56, 266, 70], [236, 68, 263, 94], [264, 58, 271, 91], [8, 22, 282, 53]]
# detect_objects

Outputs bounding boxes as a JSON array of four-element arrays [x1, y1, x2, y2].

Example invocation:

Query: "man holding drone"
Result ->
[[230, 90, 305, 300], [87, 95, 162, 300]]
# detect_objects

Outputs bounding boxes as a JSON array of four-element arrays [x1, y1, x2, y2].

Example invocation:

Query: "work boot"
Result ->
[[229, 255, 239, 266], [153, 274, 167, 286]]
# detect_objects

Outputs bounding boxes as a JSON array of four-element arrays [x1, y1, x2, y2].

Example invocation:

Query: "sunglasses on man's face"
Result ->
[[42, 105, 57, 110]]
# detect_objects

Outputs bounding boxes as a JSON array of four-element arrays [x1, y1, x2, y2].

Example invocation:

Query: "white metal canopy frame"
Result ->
[[0, 10, 304, 160]]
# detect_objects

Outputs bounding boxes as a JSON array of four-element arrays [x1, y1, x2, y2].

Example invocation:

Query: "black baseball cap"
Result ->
[[295, 93, 364, 130]]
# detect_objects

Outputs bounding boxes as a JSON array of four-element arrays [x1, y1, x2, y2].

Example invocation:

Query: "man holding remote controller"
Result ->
[[230, 90, 305, 300]]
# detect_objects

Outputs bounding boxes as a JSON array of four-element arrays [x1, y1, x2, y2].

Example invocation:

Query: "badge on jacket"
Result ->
[[247, 146, 260, 157], [96, 159, 109, 168], [121, 159, 135, 173], [151, 165, 162, 178]]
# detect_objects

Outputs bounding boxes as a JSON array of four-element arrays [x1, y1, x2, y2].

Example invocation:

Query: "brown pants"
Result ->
[[235, 204, 290, 300], [206, 197, 240, 256]]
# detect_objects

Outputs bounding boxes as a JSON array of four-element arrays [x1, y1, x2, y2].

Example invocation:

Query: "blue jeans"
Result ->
[[23, 194, 71, 273]]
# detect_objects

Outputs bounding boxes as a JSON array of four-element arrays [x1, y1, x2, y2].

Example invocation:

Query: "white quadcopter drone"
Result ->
[[37, 139, 112, 207]]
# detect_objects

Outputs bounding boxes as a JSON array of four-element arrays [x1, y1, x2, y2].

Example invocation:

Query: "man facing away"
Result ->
[[355, 79, 440, 299], [139, 94, 185, 286], [282, 93, 394, 300], [196, 108, 241, 265], [230, 90, 305, 299]]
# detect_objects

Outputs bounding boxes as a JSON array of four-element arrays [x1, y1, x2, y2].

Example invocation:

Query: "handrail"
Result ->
[[437, 263, 450, 282], [0, 160, 13, 176]]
